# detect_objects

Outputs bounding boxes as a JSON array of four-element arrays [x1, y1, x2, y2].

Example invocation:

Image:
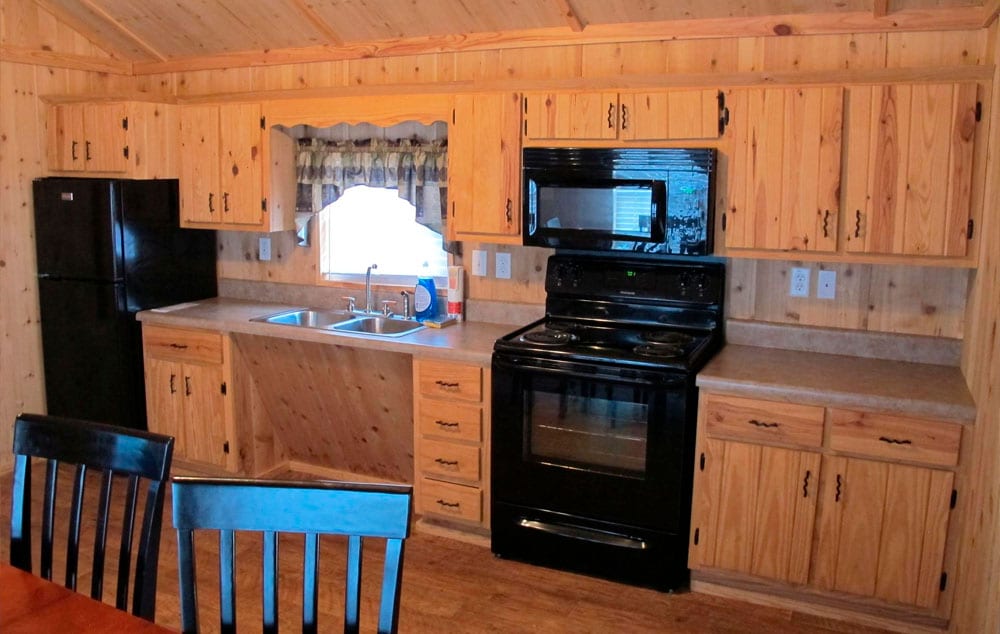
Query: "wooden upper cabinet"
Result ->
[[723, 86, 843, 253], [47, 102, 176, 177], [523, 89, 721, 143], [843, 83, 978, 258], [449, 92, 522, 243], [179, 103, 295, 232]]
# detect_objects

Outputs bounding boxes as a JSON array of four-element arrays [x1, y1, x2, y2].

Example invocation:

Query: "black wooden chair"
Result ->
[[171, 476, 414, 634], [9, 412, 175, 621]]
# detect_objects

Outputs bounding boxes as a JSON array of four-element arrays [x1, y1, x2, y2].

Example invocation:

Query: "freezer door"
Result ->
[[33, 178, 124, 282], [37, 278, 146, 430]]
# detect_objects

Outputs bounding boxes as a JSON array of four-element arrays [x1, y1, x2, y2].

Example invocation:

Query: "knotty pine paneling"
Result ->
[[233, 334, 413, 482], [745, 33, 887, 72], [581, 39, 742, 76], [887, 30, 990, 67], [462, 243, 549, 305], [727, 259, 969, 338]]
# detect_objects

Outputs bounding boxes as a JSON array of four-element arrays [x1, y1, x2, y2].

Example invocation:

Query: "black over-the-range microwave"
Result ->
[[522, 147, 716, 256]]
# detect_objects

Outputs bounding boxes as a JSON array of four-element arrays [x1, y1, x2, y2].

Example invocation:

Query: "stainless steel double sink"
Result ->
[[250, 308, 424, 337]]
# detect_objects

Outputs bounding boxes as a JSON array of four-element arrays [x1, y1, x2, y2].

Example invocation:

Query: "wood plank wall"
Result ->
[[1, 3, 998, 631]]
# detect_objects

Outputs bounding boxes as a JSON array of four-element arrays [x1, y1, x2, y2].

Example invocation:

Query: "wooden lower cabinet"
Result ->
[[142, 325, 235, 470], [690, 391, 964, 628], [412, 358, 489, 533]]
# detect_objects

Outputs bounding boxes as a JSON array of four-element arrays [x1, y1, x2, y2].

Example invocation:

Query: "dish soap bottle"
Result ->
[[414, 263, 438, 322]]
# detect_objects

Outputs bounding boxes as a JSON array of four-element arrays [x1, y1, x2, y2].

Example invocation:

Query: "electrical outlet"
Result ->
[[495, 252, 512, 279], [471, 250, 488, 277], [258, 236, 271, 261], [789, 267, 810, 297], [817, 270, 837, 299]]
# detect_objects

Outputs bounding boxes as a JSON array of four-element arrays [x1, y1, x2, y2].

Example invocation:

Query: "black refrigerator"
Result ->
[[33, 177, 217, 431]]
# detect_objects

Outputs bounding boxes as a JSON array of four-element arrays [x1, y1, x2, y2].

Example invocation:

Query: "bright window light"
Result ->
[[319, 186, 448, 282]]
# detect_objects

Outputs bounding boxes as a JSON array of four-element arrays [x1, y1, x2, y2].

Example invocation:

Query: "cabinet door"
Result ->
[[47, 105, 85, 172], [450, 93, 521, 240], [82, 104, 128, 173], [219, 103, 263, 226], [144, 356, 186, 456], [844, 83, 977, 257], [724, 87, 842, 253], [812, 456, 954, 608], [179, 106, 221, 225], [182, 362, 228, 467], [690, 438, 820, 585], [523, 92, 619, 141], [619, 90, 720, 141]]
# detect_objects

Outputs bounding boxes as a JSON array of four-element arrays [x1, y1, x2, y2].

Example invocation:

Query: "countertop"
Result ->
[[698, 344, 976, 424], [137, 297, 516, 366]]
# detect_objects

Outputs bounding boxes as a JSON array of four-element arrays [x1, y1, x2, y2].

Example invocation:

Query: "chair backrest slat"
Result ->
[[92, 469, 114, 601], [220, 528, 237, 634], [172, 477, 413, 634], [9, 413, 174, 622]]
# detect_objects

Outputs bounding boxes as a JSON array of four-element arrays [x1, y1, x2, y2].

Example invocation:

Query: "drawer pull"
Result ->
[[184, 376, 192, 396], [748, 419, 780, 429], [878, 436, 913, 445], [822, 209, 831, 238], [434, 458, 459, 467], [434, 380, 460, 389], [802, 469, 811, 498], [434, 420, 460, 429], [835, 474, 843, 502], [169, 374, 177, 394], [435, 499, 460, 509], [169, 343, 189, 350], [607, 102, 615, 129]]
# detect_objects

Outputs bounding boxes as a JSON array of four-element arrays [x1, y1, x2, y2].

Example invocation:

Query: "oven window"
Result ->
[[524, 376, 650, 477]]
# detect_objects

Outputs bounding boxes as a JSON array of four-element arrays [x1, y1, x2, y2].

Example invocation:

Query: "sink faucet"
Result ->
[[399, 290, 412, 319], [365, 263, 378, 313]]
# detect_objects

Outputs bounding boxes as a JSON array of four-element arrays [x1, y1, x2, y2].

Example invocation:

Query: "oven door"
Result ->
[[491, 353, 695, 533]]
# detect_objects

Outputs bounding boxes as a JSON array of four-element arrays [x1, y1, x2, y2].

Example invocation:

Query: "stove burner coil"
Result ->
[[521, 330, 579, 345], [641, 331, 694, 346], [633, 343, 684, 358]]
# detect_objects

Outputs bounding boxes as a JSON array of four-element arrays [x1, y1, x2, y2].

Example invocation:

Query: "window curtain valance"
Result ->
[[295, 137, 449, 237]]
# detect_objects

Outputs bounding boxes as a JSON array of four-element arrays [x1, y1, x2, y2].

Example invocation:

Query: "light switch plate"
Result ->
[[789, 267, 809, 297], [258, 237, 272, 261], [471, 250, 488, 276], [495, 252, 512, 279], [817, 270, 837, 299]]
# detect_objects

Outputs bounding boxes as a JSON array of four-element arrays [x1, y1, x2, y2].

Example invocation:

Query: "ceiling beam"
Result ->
[[286, 0, 344, 46], [553, 0, 586, 32], [0, 44, 131, 74], [132, 5, 997, 76], [984, 0, 1000, 26], [32, 0, 166, 62]]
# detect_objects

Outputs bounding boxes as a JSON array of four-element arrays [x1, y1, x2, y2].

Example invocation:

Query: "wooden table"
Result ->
[[0, 563, 177, 633]]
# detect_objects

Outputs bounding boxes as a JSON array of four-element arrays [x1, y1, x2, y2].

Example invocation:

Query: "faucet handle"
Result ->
[[381, 300, 396, 317], [341, 296, 356, 312]]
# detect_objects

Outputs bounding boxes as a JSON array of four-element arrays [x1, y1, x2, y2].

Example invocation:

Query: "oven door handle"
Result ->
[[493, 355, 686, 387], [518, 518, 648, 550]]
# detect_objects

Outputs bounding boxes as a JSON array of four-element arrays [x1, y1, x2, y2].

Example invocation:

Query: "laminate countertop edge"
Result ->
[[136, 297, 513, 366], [697, 344, 976, 424]]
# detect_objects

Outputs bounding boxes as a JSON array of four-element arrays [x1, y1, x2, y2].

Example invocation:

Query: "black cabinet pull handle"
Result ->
[[822, 210, 831, 238], [878, 436, 913, 445], [607, 102, 615, 128], [435, 380, 460, 389], [621, 104, 629, 130], [169, 374, 176, 394], [802, 470, 811, 498], [748, 419, 780, 429], [434, 420, 460, 428], [85, 141, 92, 161], [435, 499, 460, 509], [71, 140, 78, 161], [835, 474, 843, 502], [223, 192, 230, 213], [854, 209, 862, 238], [208, 192, 215, 213], [169, 343, 188, 349], [505, 198, 512, 224], [434, 458, 459, 467], [184, 376, 192, 396]]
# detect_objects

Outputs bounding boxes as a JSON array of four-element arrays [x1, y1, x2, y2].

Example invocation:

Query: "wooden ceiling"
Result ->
[[30, 0, 1000, 74]]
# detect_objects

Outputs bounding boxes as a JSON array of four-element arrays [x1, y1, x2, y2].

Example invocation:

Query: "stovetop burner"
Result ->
[[521, 329, 580, 345], [641, 331, 694, 346], [633, 343, 684, 358]]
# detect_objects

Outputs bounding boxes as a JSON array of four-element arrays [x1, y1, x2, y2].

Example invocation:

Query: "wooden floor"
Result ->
[[0, 467, 892, 634]]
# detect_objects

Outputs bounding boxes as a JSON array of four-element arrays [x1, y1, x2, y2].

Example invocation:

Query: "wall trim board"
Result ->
[[0, 44, 131, 74]]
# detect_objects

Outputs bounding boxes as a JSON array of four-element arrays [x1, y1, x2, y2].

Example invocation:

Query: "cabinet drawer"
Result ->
[[417, 401, 482, 442], [829, 409, 962, 467], [143, 325, 222, 363], [705, 393, 825, 447], [419, 439, 481, 481], [419, 478, 482, 524], [417, 360, 482, 402]]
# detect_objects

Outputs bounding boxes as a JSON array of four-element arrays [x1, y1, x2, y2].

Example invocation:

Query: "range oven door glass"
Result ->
[[492, 354, 695, 532]]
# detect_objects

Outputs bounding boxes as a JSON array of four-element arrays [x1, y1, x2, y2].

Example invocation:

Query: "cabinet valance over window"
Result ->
[[295, 137, 449, 241]]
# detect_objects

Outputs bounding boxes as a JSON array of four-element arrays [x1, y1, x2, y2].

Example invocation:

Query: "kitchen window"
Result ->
[[318, 185, 448, 285]]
